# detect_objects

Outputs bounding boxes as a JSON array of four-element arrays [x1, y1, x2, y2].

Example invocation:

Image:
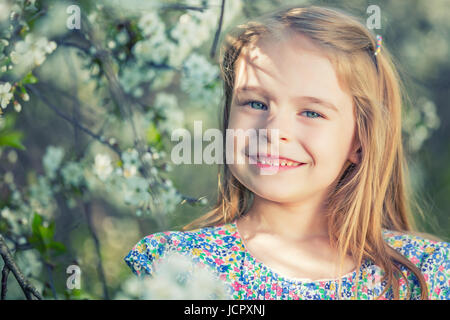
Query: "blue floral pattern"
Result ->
[[124, 221, 449, 299]]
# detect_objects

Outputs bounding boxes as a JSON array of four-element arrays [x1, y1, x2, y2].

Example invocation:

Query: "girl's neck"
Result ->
[[241, 194, 330, 243]]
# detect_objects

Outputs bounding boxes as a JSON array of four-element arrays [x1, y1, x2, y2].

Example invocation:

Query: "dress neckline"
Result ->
[[229, 220, 371, 284]]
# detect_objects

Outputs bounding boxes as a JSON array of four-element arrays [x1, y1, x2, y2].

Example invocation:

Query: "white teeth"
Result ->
[[256, 157, 300, 167]]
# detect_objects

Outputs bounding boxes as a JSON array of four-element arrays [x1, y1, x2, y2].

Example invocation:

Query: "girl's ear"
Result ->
[[348, 144, 362, 165]]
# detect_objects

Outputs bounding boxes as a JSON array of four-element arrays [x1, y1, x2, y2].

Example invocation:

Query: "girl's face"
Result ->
[[227, 33, 360, 203]]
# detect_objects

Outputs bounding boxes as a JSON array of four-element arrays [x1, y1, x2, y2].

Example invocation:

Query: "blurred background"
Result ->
[[0, 0, 448, 299]]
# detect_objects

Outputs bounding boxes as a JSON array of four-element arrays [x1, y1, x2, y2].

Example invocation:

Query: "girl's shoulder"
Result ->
[[381, 228, 449, 263], [381, 228, 449, 299], [124, 223, 236, 277]]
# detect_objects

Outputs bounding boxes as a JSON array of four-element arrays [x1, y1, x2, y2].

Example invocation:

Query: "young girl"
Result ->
[[124, 5, 449, 300]]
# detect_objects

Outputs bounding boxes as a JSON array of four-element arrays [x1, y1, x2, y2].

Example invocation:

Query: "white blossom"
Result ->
[[13, 101, 21, 112], [182, 53, 219, 85], [119, 61, 156, 94], [121, 148, 139, 166], [137, 11, 165, 38], [123, 165, 137, 178], [156, 184, 182, 215], [403, 97, 441, 153], [171, 13, 210, 49], [0, 82, 13, 109], [10, 34, 57, 73], [408, 124, 429, 152], [132, 35, 175, 65], [167, 41, 192, 68], [15, 249, 43, 279], [146, 252, 230, 299], [150, 92, 184, 134], [108, 40, 116, 49], [149, 69, 175, 91], [7, 149, 17, 163], [116, 276, 145, 299], [180, 53, 221, 108], [122, 175, 151, 206], [117, 251, 231, 300], [4, 171, 14, 184], [115, 30, 129, 45], [29, 176, 53, 209], [0, 207, 12, 219], [93, 153, 114, 181], [421, 99, 440, 129], [43, 145, 65, 180], [61, 161, 85, 187]]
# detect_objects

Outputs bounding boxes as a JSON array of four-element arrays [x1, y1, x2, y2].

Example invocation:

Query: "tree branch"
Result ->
[[210, 0, 226, 59], [45, 262, 58, 300], [25, 84, 122, 158], [0, 234, 43, 300], [1, 264, 10, 300], [81, 202, 109, 300]]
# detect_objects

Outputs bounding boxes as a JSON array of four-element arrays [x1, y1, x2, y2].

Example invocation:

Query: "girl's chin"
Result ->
[[250, 188, 305, 203]]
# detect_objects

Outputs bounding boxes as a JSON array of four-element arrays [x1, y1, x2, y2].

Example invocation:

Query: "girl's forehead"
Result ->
[[234, 35, 346, 100]]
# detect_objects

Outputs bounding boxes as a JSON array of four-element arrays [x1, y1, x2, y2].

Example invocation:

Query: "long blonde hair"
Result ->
[[182, 5, 442, 300]]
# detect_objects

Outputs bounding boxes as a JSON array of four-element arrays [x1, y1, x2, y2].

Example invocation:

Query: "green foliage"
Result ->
[[22, 71, 38, 85], [63, 288, 96, 300], [28, 212, 66, 263], [146, 122, 163, 150], [0, 113, 25, 150]]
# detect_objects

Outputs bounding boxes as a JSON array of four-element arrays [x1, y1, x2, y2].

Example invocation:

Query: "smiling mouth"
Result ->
[[246, 154, 305, 168]]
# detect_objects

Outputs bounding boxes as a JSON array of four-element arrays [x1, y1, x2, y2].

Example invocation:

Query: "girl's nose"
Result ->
[[264, 111, 293, 144]]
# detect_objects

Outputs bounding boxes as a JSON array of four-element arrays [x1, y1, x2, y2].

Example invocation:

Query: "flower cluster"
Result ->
[[43, 145, 65, 180], [0, 1, 56, 114], [116, 251, 231, 300], [10, 34, 57, 75], [0, 82, 13, 109], [93, 153, 114, 182], [403, 96, 441, 152], [148, 92, 185, 135], [180, 52, 222, 109]]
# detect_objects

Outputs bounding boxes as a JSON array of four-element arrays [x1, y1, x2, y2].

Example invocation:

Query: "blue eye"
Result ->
[[300, 110, 323, 119], [241, 100, 323, 119], [243, 100, 268, 111]]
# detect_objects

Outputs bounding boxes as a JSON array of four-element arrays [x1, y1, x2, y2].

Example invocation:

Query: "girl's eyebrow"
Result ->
[[235, 85, 339, 113]]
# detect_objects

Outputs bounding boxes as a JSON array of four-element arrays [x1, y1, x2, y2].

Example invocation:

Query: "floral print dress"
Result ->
[[124, 221, 449, 300]]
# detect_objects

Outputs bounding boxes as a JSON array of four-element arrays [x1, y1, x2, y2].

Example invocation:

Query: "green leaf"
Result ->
[[29, 213, 46, 255], [28, 233, 46, 256], [0, 131, 26, 150], [31, 212, 43, 235], [47, 221, 56, 239], [48, 241, 66, 255], [19, 85, 27, 95], [146, 123, 161, 145], [22, 71, 38, 84], [38, 225, 51, 242]]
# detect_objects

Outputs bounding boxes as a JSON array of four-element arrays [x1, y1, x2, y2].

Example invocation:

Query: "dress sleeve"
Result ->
[[422, 242, 450, 300], [123, 232, 172, 277]]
